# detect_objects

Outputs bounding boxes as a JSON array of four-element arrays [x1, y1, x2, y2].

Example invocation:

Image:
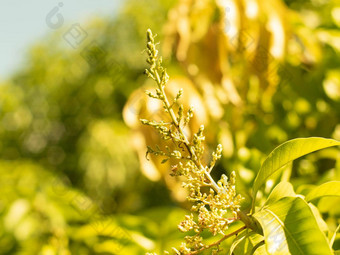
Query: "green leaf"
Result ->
[[253, 138, 340, 200], [253, 242, 268, 255], [329, 224, 340, 248], [231, 230, 267, 255], [229, 230, 248, 255], [263, 182, 296, 207], [309, 203, 328, 232], [305, 181, 340, 202], [253, 197, 332, 255]]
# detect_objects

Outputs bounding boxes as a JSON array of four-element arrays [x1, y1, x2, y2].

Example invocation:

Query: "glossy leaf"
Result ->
[[253, 138, 340, 199], [254, 197, 332, 255], [253, 242, 269, 255], [309, 203, 328, 232], [229, 230, 248, 255], [330, 224, 340, 248], [231, 230, 267, 255], [305, 181, 340, 202], [264, 182, 296, 207]]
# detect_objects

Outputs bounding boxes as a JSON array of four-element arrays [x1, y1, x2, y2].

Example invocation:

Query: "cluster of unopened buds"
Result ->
[[142, 29, 243, 254]]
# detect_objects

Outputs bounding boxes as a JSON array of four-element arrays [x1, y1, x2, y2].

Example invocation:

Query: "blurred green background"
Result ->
[[0, 0, 340, 254]]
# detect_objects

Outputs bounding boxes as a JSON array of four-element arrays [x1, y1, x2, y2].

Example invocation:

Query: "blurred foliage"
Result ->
[[0, 0, 339, 254]]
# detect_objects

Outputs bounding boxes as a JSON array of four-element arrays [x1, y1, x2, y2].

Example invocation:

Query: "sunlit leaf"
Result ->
[[253, 138, 340, 200], [263, 182, 296, 207], [330, 224, 340, 248], [318, 197, 340, 216], [254, 197, 332, 255], [231, 230, 267, 255], [305, 181, 340, 202], [229, 230, 248, 255], [309, 203, 328, 232], [253, 242, 269, 255]]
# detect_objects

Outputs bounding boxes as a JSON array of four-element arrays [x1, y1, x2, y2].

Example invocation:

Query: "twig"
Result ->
[[188, 226, 247, 255]]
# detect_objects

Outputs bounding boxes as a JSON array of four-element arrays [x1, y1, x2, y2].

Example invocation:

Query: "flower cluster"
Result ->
[[142, 29, 243, 254]]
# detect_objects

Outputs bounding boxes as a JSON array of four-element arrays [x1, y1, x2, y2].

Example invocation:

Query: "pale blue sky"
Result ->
[[0, 0, 123, 80]]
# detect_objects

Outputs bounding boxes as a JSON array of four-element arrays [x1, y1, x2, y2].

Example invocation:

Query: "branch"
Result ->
[[188, 226, 247, 255]]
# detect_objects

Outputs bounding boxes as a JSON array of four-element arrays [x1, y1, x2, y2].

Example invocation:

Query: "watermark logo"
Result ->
[[45, 2, 123, 84], [81, 40, 106, 67], [63, 23, 88, 49], [46, 2, 64, 29]]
